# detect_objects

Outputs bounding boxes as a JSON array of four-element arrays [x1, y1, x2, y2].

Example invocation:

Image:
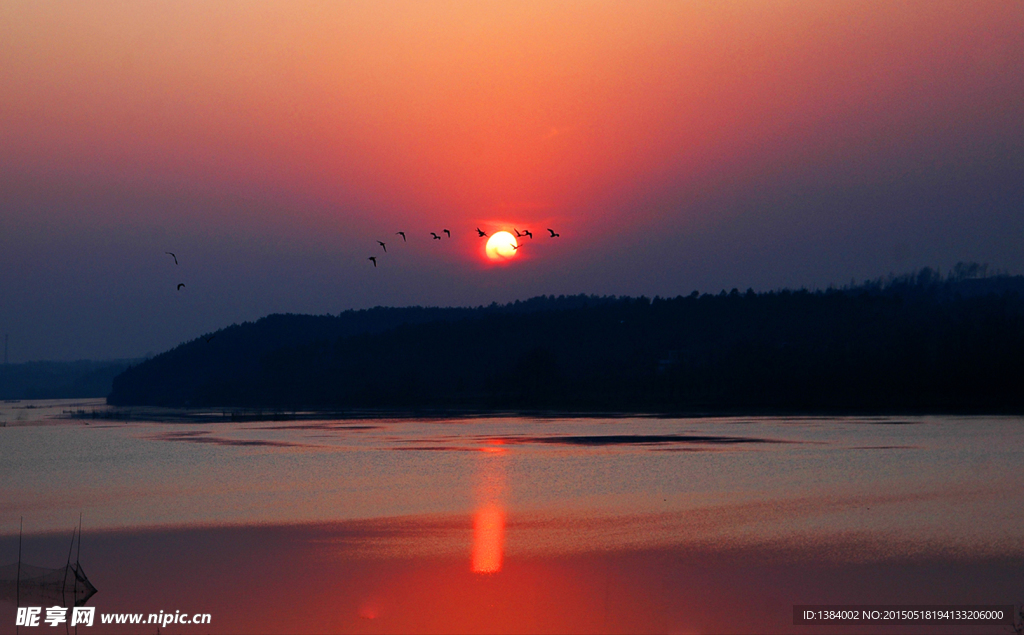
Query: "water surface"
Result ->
[[1, 400, 1021, 633]]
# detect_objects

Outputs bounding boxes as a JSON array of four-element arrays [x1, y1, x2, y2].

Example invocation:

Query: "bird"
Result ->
[[523, 230, 533, 239], [476, 227, 487, 237], [431, 232, 441, 240], [165, 252, 178, 265], [368, 256, 377, 267], [443, 229, 450, 238], [396, 231, 406, 242], [547, 228, 559, 237], [377, 241, 387, 252], [204, 334, 216, 343], [512, 243, 523, 250], [177, 283, 185, 290], [514, 229, 522, 237]]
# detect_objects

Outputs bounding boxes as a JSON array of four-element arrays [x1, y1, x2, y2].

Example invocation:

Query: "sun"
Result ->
[[485, 231, 518, 260]]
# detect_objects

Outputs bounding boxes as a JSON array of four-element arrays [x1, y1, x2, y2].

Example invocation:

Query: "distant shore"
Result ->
[[106, 277, 1024, 414], [66, 403, 1024, 425], [5, 397, 1022, 430]]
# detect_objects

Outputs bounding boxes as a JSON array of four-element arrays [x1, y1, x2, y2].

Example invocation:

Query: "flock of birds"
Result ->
[[366, 226, 560, 268], [164, 225, 561, 288], [162, 225, 561, 342]]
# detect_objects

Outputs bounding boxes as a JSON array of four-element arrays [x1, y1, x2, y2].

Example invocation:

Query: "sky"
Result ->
[[1, 1, 1023, 361]]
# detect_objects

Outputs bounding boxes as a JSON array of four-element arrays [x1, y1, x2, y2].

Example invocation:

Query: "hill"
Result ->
[[108, 272, 1024, 413]]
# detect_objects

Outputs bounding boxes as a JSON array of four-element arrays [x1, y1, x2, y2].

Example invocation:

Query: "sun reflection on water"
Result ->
[[471, 503, 505, 573], [471, 444, 507, 573]]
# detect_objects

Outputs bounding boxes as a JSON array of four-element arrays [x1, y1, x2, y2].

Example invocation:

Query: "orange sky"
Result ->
[[1, 1, 1022, 359]]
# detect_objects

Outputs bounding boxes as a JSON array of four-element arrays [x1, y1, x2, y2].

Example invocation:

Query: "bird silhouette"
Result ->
[[377, 241, 387, 252], [512, 243, 523, 250], [396, 231, 406, 242], [443, 229, 450, 238], [476, 227, 487, 237], [547, 228, 559, 237], [514, 229, 522, 237], [431, 232, 441, 240], [177, 283, 185, 290], [204, 334, 216, 343], [368, 256, 377, 267], [165, 252, 178, 265], [523, 230, 533, 239]]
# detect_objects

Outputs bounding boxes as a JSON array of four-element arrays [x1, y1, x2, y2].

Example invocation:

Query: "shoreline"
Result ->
[[4, 397, 1022, 427], [87, 403, 1024, 424]]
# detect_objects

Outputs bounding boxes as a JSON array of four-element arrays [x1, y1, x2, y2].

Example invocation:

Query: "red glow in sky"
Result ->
[[1, 1, 1022, 360]]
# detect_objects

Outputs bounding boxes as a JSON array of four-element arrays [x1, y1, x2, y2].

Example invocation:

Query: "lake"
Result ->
[[1, 399, 1022, 633]]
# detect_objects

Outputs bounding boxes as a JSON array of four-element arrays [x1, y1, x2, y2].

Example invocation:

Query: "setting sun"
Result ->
[[485, 231, 518, 260]]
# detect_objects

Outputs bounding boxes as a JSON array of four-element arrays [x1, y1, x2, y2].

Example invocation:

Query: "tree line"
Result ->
[[108, 269, 1024, 414]]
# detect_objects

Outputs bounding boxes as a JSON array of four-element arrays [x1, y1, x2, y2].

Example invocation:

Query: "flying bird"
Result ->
[[177, 283, 185, 290], [165, 252, 178, 265], [547, 228, 559, 237], [396, 231, 406, 242], [368, 256, 377, 267], [476, 228, 487, 237], [512, 243, 523, 250], [514, 229, 522, 237], [443, 229, 450, 238], [204, 334, 216, 343], [377, 241, 387, 252], [431, 232, 441, 240], [523, 230, 533, 239]]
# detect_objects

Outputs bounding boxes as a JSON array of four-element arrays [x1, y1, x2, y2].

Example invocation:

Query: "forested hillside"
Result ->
[[108, 271, 1024, 413]]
